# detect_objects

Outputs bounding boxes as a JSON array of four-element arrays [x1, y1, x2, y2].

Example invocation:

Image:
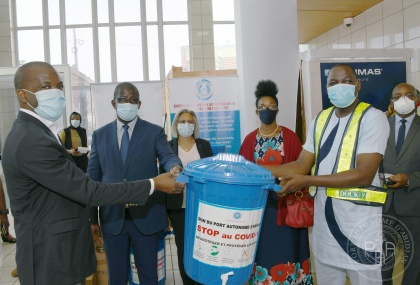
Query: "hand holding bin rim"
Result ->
[[179, 153, 281, 285]]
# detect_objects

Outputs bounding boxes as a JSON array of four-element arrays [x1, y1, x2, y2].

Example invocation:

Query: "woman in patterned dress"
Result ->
[[239, 80, 313, 285]]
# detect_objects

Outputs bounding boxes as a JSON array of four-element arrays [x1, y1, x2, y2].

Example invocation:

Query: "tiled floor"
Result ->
[[0, 213, 184, 285]]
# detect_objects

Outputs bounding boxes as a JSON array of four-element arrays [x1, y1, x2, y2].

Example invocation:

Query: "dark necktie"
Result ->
[[396, 119, 406, 156], [120, 125, 129, 165], [317, 120, 339, 166]]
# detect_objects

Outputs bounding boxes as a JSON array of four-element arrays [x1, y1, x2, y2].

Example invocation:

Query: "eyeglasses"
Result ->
[[115, 97, 140, 104], [257, 105, 278, 111], [391, 94, 417, 101]]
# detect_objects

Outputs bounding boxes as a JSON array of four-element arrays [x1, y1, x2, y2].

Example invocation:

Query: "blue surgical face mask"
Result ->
[[24, 89, 66, 122], [327, 82, 358, 108], [177, 123, 194, 138], [116, 103, 138, 122]]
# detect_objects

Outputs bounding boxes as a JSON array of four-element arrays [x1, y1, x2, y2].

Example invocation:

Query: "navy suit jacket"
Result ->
[[88, 117, 182, 235]]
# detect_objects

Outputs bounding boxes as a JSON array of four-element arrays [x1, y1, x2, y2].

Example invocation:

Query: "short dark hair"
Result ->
[[113, 82, 139, 99], [329, 63, 358, 79], [14, 61, 53, 90], [254, 79, 279, 109]]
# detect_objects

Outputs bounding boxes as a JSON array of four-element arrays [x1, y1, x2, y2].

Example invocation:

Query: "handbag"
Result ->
[[284, 188, 314, 228]]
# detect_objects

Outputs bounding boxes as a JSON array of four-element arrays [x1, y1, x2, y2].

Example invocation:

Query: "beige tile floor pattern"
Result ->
[[1, 217, 404, 285]]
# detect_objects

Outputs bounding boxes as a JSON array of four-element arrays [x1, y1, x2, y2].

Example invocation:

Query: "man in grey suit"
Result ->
[[382, 83, 420, 285], [1, 61, 184, 285]]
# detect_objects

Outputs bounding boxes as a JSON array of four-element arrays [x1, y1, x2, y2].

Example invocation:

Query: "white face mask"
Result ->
[[393, 96, 416, 115], [177, 123, 194, 138], [71, 120, 80, 128]]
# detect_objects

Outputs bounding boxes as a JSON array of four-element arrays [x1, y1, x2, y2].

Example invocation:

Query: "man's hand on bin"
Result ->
[[153, 172, 185, 194]]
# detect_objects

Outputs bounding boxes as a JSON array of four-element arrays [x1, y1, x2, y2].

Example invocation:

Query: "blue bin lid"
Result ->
[[182, 153, 275, 184]]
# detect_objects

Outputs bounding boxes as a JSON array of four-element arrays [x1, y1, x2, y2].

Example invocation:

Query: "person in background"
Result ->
[[382, 83, 420, 285], [1, 61, 184, 285], [59, 111, 89, 172], [264, 64, 389, 285], [166, 109, 213, 285], [88, 82, 183, 285], [239, 80, 312, 284]]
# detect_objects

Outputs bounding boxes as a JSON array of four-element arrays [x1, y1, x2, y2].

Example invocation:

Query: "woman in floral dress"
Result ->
[[239, 80, 313, 285]]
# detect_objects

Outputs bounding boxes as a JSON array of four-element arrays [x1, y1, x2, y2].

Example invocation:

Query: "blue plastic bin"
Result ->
[[128, 231, 167, 285], [179, 153, 280, 285]]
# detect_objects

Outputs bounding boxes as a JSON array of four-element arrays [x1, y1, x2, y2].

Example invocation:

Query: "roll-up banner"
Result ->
[[168, 76, 241, 153]]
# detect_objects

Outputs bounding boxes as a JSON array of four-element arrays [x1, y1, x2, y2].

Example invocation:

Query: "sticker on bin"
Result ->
[[193, 200, 263, 268]]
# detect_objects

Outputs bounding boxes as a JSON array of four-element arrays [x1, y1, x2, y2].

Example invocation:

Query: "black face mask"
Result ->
[[258, 109, 277, 125]]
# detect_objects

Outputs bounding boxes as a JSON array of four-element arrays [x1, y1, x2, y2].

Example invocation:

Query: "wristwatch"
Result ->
[[0, 209, 9, 215]]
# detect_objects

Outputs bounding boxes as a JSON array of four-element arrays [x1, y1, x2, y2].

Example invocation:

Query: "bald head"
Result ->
[[14, 61, 57, 90], [392, 83, 417, 96], [14, 61, 63, 110]]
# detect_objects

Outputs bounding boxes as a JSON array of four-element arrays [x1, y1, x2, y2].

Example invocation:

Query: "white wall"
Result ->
[[303, 0, 420, 88], [235, 0, 300, 140]]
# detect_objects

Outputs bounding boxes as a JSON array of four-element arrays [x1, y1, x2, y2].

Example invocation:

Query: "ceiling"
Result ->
[[297, 0, 384, 43]]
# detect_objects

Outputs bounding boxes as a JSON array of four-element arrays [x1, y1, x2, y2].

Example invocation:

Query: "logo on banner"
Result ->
[[196, 79, 213, 100], [324, 68, 382, 77]]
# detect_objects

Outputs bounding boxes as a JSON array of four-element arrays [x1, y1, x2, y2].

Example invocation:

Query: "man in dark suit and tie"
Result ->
[[1, 61, 184, 285], [88, 82, 183, 285], [382, 83, 420, 285]]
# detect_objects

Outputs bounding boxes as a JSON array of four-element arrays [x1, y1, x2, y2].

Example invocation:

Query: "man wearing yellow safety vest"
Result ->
[[264, 63, 389, 285], [382, 83, 420, 285]]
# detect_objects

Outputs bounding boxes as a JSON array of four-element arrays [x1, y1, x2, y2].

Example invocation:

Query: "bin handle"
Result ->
[[262, 183, 282, 192], [176, 173, 190, 183]]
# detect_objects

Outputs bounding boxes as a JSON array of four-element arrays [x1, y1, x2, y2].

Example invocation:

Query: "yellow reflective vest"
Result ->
[[311, 102, 387, 205]]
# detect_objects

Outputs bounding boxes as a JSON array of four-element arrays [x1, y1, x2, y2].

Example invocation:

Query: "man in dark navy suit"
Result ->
[[88, 82, 182, 285]]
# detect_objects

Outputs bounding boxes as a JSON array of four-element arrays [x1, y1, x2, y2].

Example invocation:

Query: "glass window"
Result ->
[[212, 0, 234, 21], [214, 24, 236, 70], [147, 25, 160, 80], [115, 26, 143, 81], [48, 0, 60, 25], [146, 0, 157, 22], [18, 30, 44, 64], [49, 29, 62, 64], [162, 0, 187, 21], [16, 0, 43, 27], [163, 25, 189, 75], [98, 27, 112, 82], [97, 0, 109, 24], [66, 28, 95, 80], [114, 0, 141, 23], [65, 0, 92, 25]]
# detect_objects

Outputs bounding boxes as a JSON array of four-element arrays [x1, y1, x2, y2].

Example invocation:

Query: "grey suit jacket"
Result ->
[[1, 112, 152, 285], [383, 114, 420, 216]]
